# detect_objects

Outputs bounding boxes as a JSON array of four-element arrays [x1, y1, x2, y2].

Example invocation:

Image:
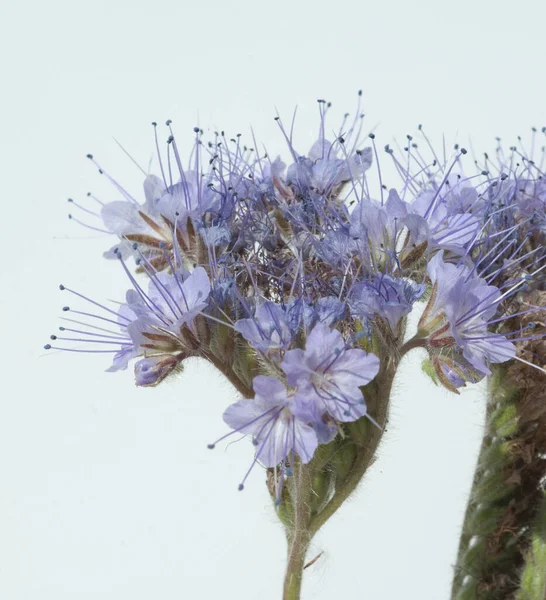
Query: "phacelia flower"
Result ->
[[349, 274, 425, 330], [281, 323, 380, 422], [46, 264, 211, 386], [420, 252, 516, 375], [208, 375, 318, 500], [234, 302, 293, 353]]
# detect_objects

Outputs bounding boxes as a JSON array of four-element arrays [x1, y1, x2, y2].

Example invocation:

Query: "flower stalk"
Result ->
[[283, 461, 313, 600], [516, 490, 546, 600]]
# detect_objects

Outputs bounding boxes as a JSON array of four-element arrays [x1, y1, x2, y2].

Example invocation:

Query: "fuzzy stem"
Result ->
[[205, 352, 254, 397], [399, 336, 427, 358], [310, 360, 396, 536], [283, 460, 313, 600], [451, 357, 546, 600], [516, 491, 546, 600]]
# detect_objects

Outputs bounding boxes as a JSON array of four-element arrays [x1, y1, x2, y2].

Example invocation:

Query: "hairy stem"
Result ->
[[516, 491, 546, 600], [310, 360, 396, 536], [283, 461, 313, 600], [451, 302, 546, 600], [205, 352, 254, 397]]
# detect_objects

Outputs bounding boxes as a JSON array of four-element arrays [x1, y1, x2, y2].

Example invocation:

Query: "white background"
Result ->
[[1, 0, 545, 598]]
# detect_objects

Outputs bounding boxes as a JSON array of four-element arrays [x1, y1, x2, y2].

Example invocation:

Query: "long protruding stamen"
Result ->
[[68, 214, 110, 234], [86, 154, 139, 204], [207, 407, 280, 449], [59, 285, 131, 322]]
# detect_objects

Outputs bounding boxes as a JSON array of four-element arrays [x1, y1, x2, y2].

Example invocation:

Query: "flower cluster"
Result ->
[[45, 96, 546, 497]]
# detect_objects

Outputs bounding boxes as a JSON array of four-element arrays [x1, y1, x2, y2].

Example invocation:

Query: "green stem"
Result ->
[[516, 491, 546, 600], [451, 361, 546, 599], [205, 352, 253, 397], [399, 336, 427, 358], [283, 461, 313, 600], [283, 530, 309, 600], [310, 361, 396, 536]]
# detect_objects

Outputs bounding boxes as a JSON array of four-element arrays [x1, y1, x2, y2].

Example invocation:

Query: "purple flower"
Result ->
[[134, 355, 183, 387], [287, 139, 372, 199], [234, 302, 292, 353], [349, 188, 479, 265], [47, 266, 211, 386], [349, 275, 425, 329], [281, 323, 380, 422], [100, 175, 173, 262], [209, 375, 318, 499], [409, 189, 480, 250], [422, 252, 516, 375]]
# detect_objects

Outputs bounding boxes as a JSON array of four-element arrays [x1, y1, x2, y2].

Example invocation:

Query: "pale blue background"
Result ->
[[1, 0, 545, 598]]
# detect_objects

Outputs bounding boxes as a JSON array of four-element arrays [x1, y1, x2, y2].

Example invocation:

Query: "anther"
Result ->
[[59, 284, 65, 290], [50, 335, 57, 340], [44, 344, 52, 350], [62, 306, 70, 311], [207, 444, 215, 449], [238, 484, 244, 491]]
